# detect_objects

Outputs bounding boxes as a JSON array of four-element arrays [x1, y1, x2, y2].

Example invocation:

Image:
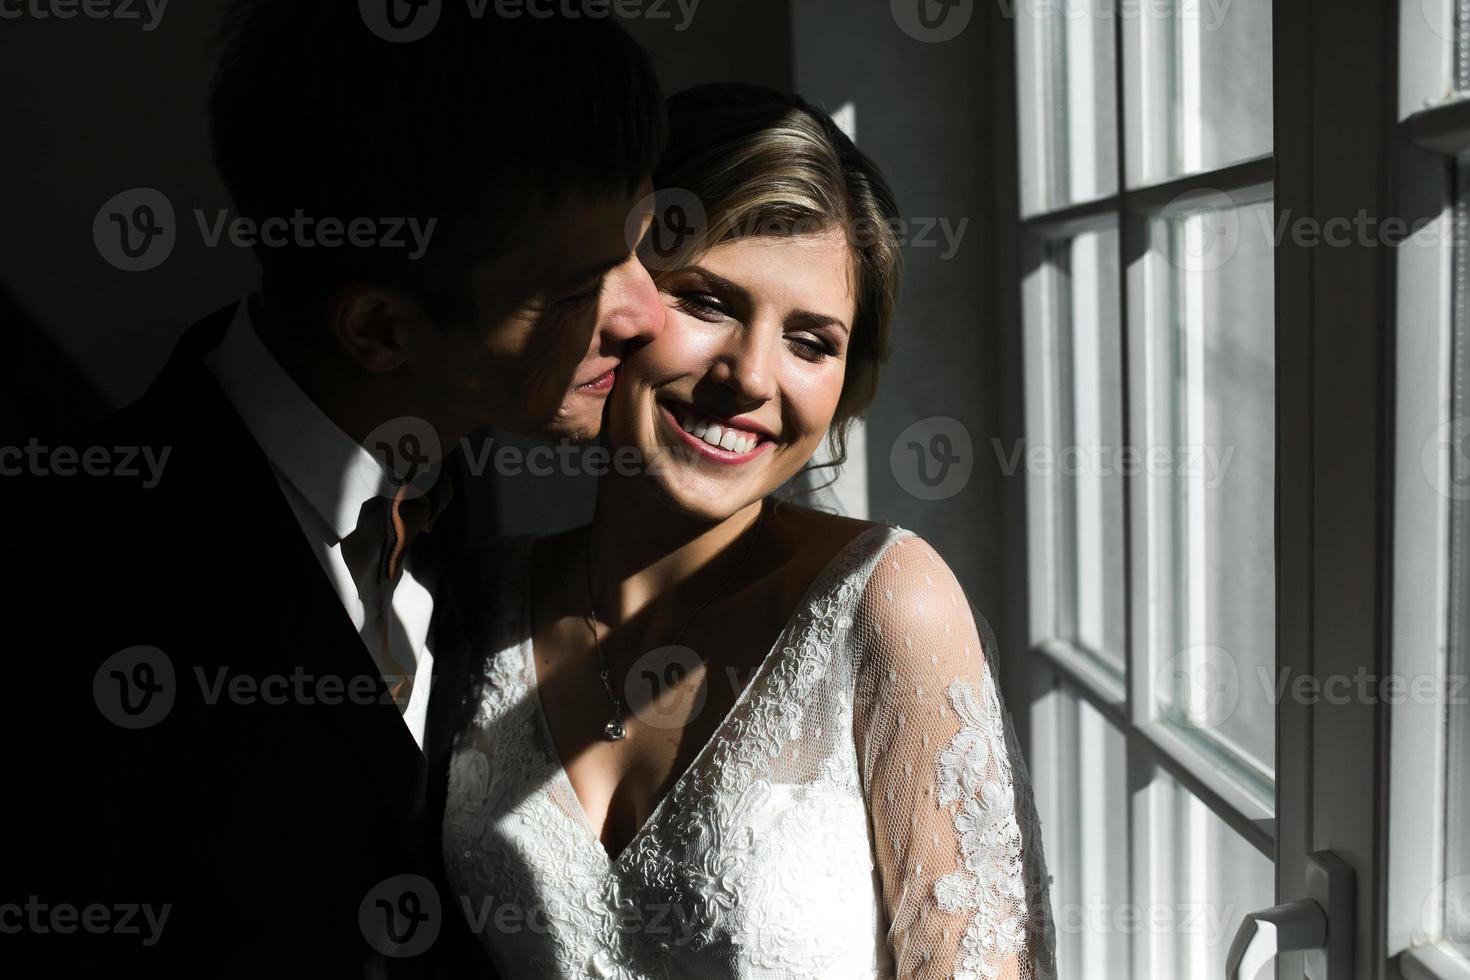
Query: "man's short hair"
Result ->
[[208, 0, 666, 326]]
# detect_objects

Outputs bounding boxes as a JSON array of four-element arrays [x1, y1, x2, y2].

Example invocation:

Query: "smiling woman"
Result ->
[[445, 82, 1056, 980]]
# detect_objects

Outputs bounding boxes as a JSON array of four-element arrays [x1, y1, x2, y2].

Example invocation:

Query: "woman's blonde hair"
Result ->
[[650, 83, 904, 472]]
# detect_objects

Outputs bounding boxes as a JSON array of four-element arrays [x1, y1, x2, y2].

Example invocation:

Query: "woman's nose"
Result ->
[[709, 328, 778, 404]]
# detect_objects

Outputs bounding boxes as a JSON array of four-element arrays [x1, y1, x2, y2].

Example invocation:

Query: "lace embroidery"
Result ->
[[933, 674, 1057, 980], [443, 527, 1056, 980]]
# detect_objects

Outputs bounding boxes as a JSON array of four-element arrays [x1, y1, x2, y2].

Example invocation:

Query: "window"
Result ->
[[1015, 2, 1276, 976], [1393, 2, 1470, 976]]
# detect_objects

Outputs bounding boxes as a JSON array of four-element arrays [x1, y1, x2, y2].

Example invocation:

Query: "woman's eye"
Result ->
[[671, 292, 729, 321], [787, 335, 836, 361]]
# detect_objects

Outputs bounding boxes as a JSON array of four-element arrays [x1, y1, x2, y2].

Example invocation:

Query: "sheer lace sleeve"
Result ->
[[852, 532, 1056, 980]]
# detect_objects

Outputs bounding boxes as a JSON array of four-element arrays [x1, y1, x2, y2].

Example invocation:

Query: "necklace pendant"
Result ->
[[603, 714, 626, 741]]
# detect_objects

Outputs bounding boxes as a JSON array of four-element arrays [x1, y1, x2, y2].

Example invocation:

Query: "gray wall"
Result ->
[[790, 0, 1000, 606]]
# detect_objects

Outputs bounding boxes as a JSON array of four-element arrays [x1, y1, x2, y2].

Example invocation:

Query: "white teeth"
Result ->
[[671, 403, 762, 453]]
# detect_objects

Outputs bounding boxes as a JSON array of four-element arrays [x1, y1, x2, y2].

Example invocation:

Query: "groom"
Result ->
[[7, 2, 664, 976]]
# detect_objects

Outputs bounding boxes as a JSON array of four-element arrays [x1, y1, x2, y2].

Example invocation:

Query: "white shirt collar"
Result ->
[[206, 295, 389, 543]]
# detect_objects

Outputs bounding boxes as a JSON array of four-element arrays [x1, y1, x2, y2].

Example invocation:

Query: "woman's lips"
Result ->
[[659, 401, 774, 466]]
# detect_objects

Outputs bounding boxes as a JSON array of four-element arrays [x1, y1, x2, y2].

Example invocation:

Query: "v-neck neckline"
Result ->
[[518, 522, 893, 868]]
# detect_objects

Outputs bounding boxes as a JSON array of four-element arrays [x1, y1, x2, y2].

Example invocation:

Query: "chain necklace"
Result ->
[[582, 505, 765, 741]]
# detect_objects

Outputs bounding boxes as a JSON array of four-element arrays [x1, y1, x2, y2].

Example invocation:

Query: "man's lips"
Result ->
[[574, 367, 616, 393]]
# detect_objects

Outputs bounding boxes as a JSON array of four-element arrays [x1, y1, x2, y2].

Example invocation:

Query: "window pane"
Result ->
[[1460, 0, 1470, 94], [1045, 227, 1127, 673], [1125, 0, 1272, 184], [1035, 684, 1130, 978], [1445, 156, 1470, 959], [1141, 193, 1276, 784], [1018, 0, 1118, 215], [1145, 768, 1274, 979]]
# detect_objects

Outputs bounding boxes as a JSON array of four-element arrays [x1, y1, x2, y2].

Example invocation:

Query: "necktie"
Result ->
[[345, 471, 455, 709]]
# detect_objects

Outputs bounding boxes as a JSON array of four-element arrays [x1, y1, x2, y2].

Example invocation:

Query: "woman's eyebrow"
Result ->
[[678, 265, 751, 306], [787, 309, 849, 335]]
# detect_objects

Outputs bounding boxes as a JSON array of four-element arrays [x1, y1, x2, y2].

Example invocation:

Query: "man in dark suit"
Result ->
[[6, 2, 666, 975]]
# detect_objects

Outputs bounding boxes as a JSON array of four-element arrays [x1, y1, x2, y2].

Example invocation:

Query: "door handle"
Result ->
[[1226, 850, 1354, 980]]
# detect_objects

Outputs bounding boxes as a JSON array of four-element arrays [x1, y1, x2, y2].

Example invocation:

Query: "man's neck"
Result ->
[[252, 300, 455, 464]]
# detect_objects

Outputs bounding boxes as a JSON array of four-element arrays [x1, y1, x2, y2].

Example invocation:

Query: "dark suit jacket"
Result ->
[[6, 305, 494, 979]]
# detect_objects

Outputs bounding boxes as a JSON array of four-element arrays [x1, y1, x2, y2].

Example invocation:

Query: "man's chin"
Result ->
[[535, 411, 602, 445]]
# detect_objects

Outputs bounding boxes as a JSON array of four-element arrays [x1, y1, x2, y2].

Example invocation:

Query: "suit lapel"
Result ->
[[150, 307, 431, 867]]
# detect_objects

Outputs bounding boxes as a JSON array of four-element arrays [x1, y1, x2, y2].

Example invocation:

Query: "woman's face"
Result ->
[[606, 226, 858, 522]]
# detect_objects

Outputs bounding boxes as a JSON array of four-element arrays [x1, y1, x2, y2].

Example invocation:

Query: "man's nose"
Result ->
[[598, 256, 664, 346]]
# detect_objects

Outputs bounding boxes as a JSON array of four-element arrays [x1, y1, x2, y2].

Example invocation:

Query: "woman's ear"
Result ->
[[324, 283, 431, 373]]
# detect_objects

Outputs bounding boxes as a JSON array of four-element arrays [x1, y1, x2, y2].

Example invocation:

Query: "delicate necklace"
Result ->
[[582, 505, 766, 741]]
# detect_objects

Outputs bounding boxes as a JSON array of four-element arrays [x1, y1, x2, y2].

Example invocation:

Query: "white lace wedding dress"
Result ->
[[444, 524, 1056, 979]]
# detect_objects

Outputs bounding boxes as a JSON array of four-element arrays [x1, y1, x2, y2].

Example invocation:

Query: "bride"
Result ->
[[444, 83, 1056, 980]]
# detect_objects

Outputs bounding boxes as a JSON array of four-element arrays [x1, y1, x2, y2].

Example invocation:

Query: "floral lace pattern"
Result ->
[[444, 526, 1055, 979]]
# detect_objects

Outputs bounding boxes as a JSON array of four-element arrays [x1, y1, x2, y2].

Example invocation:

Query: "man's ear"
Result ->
[[324, 283, 429, 373]]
